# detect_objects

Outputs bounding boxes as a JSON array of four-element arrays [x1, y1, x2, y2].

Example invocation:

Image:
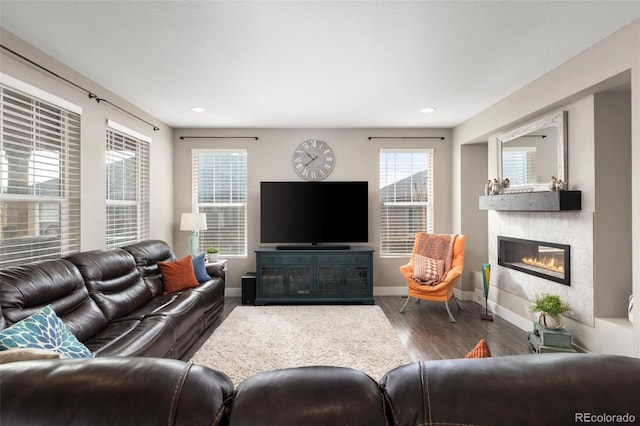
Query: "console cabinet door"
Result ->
[[257, 253, 313, 300], [344, 266, 370, 297], [316, 265, 343, 297]]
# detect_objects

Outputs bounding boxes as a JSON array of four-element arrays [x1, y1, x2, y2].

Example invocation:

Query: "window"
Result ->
[[105, 120, 150, 248], [502, 147, 537, 186], [379, 149, 434, 257], [192, 149, 247, 257], [0, 78, 81, 268]]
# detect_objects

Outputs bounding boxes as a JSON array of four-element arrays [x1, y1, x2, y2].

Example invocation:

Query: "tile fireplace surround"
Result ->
[[488, 210, 594, 326]]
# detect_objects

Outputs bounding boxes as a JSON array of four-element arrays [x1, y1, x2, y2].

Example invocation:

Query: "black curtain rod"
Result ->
[[522, 134, 547, 138], [179, 136, 259, 141], [368, 136, 445, 141], [1, 44, 160, 132]]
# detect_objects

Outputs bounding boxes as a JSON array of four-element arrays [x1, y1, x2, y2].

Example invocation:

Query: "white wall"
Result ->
[[172, 128, 452, 292], [0, 29, 175, 250]]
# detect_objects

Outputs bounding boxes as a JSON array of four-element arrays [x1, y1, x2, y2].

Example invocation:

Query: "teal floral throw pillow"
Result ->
[[0, 305, 94, 359]]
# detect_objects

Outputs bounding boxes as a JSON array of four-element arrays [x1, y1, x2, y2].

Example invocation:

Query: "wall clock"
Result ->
[[292, 139, 335, 181]]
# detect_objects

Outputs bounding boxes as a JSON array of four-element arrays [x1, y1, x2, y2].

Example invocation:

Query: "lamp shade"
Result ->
[[180, 212, 207, 231]]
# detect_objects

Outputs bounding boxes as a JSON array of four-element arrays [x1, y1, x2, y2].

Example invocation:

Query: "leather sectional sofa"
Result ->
[[0, 240, 225, 358], [1, 353, 639, 425]]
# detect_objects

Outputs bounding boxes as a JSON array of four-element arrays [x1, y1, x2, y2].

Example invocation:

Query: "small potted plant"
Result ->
[[206, 247, 219, 263], [531, 293, 570, 329]]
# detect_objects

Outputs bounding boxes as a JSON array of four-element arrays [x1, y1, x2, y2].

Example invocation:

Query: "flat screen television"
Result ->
[[260, 181, 368, 248]]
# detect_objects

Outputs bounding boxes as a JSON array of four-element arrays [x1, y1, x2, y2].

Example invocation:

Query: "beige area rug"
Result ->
[[189, 305, 412, 385]]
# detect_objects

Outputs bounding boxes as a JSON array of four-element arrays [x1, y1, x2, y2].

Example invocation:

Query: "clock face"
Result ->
[[292, 139, 335, 181]]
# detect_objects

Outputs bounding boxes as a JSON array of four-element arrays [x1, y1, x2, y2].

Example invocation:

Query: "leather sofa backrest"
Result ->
[[0, 357, 235, 426], [67, 249, 153, 321], [380, 353, 640, 426], [229, 366, 389, 426], [122, 240, 176, 296], [0, 259, 108, 340]]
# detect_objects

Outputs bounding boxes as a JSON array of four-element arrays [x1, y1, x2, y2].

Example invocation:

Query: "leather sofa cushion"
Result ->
[[116, 291, 205, 338], [67, 249, 153, 322], [84, 316, 174, 357], [0, 357, 234, 426], [230, 366, 388, 426], [0, 259, 108, 341]]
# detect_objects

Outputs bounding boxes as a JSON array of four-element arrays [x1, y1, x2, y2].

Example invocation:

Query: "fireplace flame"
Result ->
[[522, 256, 565, 274]]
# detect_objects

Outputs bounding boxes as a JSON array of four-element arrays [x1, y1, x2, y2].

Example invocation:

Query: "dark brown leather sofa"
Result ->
[[0, 240, 225, 358], [1, 353, 638, 426]]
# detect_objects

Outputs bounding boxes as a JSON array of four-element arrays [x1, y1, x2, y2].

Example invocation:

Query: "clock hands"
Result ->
[[303, 153, 318, 167]]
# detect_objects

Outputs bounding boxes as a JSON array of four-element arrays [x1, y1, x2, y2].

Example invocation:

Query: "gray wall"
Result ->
[[594, 92, 632, 317], [460, 143, 488, 295]]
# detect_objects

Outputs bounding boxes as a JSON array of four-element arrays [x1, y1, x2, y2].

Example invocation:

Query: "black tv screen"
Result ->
[[260, 181, 368, 246]]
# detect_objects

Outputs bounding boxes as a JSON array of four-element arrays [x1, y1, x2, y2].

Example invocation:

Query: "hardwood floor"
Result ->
[[376, 296, 530, 361], [182, 296, 531, 363]]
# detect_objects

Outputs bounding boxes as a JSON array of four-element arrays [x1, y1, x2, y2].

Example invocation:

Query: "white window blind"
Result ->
[[0, 82, 81, 268], [105, 122, 150, 248], [192, 149, 247, 257], [379, 149, 434, 257], [502, 147, 537, 186]]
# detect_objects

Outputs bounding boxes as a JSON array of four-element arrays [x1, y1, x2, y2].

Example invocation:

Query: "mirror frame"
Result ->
[[497, 110, 568, 192]]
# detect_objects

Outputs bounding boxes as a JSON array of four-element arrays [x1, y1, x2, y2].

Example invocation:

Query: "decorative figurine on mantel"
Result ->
[[489, 178, 502, 195], [486, 178, 510, 195], [549, 176, 566, 191]]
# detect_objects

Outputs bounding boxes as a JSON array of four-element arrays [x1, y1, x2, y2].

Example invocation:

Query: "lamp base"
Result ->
[[187, 231, 200, 257], [481, 313, 494, 321]]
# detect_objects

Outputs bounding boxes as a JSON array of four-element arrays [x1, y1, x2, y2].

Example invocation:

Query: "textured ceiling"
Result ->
[[1, 1, 639, 128]]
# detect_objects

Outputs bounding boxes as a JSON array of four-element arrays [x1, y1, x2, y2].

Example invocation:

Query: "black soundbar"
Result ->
[[276, 245, 351, 250]]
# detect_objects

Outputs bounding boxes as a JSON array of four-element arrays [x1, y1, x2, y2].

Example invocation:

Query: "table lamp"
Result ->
[[180, 212, 207, 256]]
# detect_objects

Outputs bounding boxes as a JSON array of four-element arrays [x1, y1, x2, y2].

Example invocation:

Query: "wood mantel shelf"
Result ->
[[479, 191, 581, 212]]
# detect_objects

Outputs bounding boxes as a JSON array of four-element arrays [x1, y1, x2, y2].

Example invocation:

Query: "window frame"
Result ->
[[191, 148, 248, 258], [379, 148, 434, 258], [0, 74, 81, 268], [105, 120, 150, 249]]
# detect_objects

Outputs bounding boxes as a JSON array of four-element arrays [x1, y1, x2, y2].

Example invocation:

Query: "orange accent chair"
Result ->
[[399, 233, 466, 322]]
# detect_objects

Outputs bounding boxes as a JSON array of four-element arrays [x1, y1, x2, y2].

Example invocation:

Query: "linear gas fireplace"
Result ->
[[498, 236, 570, 286]]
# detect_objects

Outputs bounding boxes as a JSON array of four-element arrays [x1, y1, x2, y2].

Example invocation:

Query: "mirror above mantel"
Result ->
[[497, 110, 568, 192]]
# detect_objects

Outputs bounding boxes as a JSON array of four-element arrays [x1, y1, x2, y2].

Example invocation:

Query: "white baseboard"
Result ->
[[484, 299, 532, 332], [373, 286, 407, 296], [225, 288, 241, 298]]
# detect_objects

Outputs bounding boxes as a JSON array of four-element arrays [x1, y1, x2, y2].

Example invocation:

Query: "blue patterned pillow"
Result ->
[[192, 253, 212, 283], [0, 305, 94, 359]]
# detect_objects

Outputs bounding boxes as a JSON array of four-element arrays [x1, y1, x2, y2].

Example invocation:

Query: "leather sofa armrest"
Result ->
[[206, 262, 226, 279]]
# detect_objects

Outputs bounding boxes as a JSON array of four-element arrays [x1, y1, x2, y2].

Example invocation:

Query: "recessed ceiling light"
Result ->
[[420, 107, 435, 114], [191, 106, 205, 113]]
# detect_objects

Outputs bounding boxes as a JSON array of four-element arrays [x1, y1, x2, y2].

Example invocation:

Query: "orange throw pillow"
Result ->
[[464, 339, 492, 359], [157, 255, 199, 294]]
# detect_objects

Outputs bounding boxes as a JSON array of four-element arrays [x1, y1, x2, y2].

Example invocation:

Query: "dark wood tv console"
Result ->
[[254, 247, 374, 305]]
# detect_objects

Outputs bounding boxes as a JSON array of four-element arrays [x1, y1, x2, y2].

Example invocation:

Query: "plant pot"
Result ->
[[207, 253, 218, 263], [538, 313, 564, 329]]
